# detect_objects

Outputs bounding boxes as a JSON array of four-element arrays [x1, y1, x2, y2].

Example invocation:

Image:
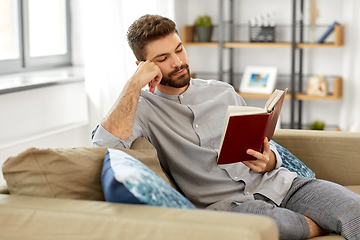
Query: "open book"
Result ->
[[217, 88, 288, 165]]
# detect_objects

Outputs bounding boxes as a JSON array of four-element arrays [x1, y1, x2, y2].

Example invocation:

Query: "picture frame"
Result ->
[[240, 66, 278, 94]]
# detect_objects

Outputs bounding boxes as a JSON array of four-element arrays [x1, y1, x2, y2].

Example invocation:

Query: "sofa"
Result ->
[[1, 129, 359, 240]]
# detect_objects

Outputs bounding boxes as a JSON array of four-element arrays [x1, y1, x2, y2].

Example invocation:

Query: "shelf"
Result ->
[[238, 77, 343, 100], [297, 43, 342, 48], [224, 42, 291, 48], [182, 42, 219, 47], [296, 77, 343, 100], [181, 25, 344, 48], [297, 25, 344, 48]]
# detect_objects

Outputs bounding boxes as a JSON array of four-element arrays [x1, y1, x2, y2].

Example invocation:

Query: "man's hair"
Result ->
[[127, 14, 178, 61]]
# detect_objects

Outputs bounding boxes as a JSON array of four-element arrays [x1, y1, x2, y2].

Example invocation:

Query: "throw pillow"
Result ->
[[3, 147, 108, 200], [101, 148, 196, 209], [2, 137, 173, 201], [272, 140, 315, 178]]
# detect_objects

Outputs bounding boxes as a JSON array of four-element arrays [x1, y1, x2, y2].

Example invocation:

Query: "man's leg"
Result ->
[[229, 177, 360, 240], [281, 177, 360, 240], [229, 197, 311, 240]]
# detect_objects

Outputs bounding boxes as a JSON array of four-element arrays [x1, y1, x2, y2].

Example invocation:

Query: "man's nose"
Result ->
[[171, 55, 182, 68]]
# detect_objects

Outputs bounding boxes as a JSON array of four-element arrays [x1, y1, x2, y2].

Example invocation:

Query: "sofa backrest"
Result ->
[[273, 129, 360, 186]]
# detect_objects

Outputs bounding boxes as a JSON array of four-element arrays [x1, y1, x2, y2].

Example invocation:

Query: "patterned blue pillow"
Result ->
[[271, 141, 315, 178], [101, 148, 196, 209]]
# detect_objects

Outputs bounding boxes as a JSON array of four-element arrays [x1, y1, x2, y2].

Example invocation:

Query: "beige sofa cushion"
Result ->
[[3, 147, 107, 200], [346, 186, 360, 195], [0, 194, 279, 240], [2, 137, 171, 200]]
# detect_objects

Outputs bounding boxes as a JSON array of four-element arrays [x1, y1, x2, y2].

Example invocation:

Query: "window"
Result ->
[[0, 0, 71, 75]]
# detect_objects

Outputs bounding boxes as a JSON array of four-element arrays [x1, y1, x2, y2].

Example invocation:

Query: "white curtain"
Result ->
[[75, 0, 174, 131], [339, 0, 360, 132]]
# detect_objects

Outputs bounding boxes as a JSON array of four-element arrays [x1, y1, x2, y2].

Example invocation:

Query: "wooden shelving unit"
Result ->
[[181, 0, 344, 129], [182, 23, 344, 100]]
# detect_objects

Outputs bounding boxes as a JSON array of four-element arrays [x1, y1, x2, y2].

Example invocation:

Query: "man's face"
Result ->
[[145, 32, 190, 89]]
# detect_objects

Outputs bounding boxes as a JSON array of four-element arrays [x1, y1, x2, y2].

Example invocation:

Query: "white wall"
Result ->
[[0, 80, 92, 186], [1, 83, 88, 145], [175, 0, 347, 129]]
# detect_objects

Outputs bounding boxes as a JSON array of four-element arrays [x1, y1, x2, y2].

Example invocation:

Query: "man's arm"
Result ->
[[242, 137, 277, 173], [101, 61, 162, 140]]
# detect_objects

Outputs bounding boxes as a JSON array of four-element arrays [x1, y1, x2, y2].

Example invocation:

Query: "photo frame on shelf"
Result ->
[[240, 66, 278, 94]]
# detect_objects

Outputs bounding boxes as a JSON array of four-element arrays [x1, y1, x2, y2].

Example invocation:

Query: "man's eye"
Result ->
[[158, 57, 167, 62], [176, 47, 183, 53]]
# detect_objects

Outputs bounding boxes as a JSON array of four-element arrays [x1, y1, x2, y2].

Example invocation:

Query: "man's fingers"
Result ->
[[246, 149, 266, 161], [242, 160, 263, 173], [243, 138, 276, 173], [148, 79, 158, 93], [263, 137, 271, 154], [244, 144, 270, 173]]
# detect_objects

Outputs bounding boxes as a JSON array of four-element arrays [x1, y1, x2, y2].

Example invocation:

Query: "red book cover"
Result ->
[[217, 89, 286, 165]]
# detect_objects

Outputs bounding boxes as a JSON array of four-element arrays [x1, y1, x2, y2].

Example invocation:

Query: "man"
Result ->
[[92, 14, 360, 240]]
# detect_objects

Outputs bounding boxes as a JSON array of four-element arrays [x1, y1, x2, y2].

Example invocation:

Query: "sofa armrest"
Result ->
[[0, 194, 278, 240], [273, 129, 360, 186]]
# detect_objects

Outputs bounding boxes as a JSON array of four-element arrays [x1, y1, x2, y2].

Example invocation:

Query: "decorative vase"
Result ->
[[195, 26, 213, 42]]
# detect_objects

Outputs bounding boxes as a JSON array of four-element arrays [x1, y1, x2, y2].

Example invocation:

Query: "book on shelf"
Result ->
[[217, 88, 287, 165], [317, 21, 339, 44]]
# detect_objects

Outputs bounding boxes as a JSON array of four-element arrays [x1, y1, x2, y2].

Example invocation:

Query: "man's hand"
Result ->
[[134, 60, 162, 93], [242, 137, 277, 173]]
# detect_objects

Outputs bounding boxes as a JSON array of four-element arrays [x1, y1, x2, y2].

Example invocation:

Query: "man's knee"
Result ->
[[231, 200, 310, 240]]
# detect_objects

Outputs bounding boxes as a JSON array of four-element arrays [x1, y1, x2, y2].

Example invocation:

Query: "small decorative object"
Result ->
[[334, 127, 341, 131], [249, 12, 276, 42], [309, 0, 320, 43], [307, 75, 328, 96], [309, 120, 325, 130], [194, 15, 213, 42], [240, 66, 278, 94], [317, 21, 339, 43]]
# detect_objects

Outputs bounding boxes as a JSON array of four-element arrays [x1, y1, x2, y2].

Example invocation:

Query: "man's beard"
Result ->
[[160, 63, 190, 88]]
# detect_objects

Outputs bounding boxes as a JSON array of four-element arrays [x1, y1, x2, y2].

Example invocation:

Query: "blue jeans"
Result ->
[[229, 177, 360, 240]]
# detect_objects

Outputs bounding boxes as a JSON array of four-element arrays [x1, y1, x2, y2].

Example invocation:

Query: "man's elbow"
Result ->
[[91, 123, 133, 149]]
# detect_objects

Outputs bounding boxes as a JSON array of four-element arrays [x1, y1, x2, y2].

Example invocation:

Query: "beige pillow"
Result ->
[[2, 137, 172, 200]]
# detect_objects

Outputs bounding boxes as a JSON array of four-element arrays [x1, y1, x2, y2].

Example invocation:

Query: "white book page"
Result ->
[[227, 106, 267, 116], [264, 89, 280, 110], [265, 88, 287, 112]]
